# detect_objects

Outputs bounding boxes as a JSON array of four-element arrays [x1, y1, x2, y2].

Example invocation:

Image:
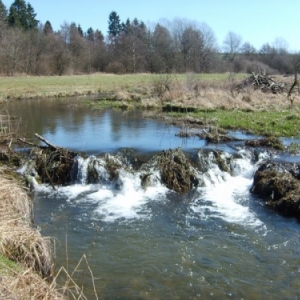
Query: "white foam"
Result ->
[[90, 171, 167, 222], [32, 149, 268, 226], [191, 152, 263, 227]]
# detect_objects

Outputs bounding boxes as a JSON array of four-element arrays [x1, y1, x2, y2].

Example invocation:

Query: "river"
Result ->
[[4, 98, 300, 299]]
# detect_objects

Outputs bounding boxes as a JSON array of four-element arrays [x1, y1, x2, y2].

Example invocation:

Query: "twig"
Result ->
[[17, 138, 39, 148], [34, 133, 58, 150]]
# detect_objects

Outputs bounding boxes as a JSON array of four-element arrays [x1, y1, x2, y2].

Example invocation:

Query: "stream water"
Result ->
[[4, 99, 300, 300]]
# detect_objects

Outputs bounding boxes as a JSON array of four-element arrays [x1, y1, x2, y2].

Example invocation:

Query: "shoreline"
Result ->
[[1, 73, 299, 137]]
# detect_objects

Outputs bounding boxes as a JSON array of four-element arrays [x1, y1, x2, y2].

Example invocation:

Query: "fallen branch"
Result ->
[[34, 133, 58, 150], [17, 138, 39, 148]]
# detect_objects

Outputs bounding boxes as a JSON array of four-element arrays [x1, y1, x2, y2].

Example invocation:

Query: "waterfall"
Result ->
[[27, 147, 271, 226]]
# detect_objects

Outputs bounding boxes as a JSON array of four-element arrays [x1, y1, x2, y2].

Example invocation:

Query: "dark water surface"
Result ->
[[4, 99, 300, 299]]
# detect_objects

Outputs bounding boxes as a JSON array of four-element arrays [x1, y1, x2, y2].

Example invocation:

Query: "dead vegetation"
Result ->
[[0, 166, 97, 299], [146, 73, 298, 112], [158, 148, 199, 194], [236, 73, 286, 94], [18, 133, 78, 187], [0, 166, 54, 298]]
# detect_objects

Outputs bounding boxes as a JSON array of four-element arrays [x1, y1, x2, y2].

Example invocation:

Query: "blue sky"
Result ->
[[2, 0, 300, 52]]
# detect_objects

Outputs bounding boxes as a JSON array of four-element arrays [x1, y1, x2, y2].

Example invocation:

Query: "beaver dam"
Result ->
[[2, 101, 300, 299]]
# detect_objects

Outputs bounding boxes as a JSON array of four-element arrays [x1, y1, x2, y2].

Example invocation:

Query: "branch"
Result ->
[[34, 133, 58, 150]]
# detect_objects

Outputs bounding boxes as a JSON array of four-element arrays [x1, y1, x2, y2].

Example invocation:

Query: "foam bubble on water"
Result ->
[[33, 149, 269, 226], [84, 170, 167, 222], [192, 151, 263, 227]]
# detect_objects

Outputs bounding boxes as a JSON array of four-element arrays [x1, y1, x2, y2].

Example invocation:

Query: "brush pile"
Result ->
[[158, 148, 199, 194], [19, 134, 78, 187], [236, 72, 286, 93]]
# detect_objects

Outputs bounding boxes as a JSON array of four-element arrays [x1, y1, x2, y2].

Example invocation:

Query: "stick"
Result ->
[[34, 133, 58, 150], [17, 137, 39, 148]]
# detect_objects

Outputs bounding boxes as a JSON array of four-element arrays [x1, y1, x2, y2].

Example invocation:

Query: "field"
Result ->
[[0, 73, 299, 137], [0, 73, 241, 99]]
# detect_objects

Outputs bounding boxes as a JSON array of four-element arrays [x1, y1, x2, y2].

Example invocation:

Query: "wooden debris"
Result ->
[[19, 134, 78, 187], [236, 73, 286, 94], [158, 148, 199, 194]]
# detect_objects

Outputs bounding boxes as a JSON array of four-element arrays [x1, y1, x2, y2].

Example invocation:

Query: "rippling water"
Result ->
[[32, 152, 300, 300], [5, 99, 300, 299]]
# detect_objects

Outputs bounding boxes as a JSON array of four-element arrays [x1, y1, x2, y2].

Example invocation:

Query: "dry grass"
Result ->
[[0, 166, 54, 298], [0, 167, 98, 299], [0, 265, 63, 300], [0, 167, 51, 275], [1, 73, 297, 113], [150, 74, 297, 111]]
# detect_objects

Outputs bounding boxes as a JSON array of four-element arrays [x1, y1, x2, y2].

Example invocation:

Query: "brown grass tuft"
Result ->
[[0, 167, 52, 277], [0, 167, 57, 299], [0, 167, 96, 299]]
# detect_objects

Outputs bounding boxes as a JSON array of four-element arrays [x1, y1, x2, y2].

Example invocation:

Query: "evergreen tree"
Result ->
[[86, 27, 94, 41], [108, 11, 122, 37], [94, 29, 104, 42], [26, 3, 38, 29], [0, 0, 7, 23], [77, 24, 83, 37], [8, 0, 38, 30], [43, 20, 53, 35]]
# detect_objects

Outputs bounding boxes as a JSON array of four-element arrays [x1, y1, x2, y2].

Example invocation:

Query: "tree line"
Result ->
[[0, 0, 298, 76]]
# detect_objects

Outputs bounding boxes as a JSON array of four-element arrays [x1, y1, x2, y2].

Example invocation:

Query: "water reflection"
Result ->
[[4, 98, 207, 154]]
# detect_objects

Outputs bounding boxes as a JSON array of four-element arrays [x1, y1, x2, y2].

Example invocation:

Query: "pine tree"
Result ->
[[108, 11, 122, 37], [43, 20, 53, 35], [8, 0, 38, 30], [77, 24, 83, 37], [86, 27, 94, 41], [26, 3, 38, 29], [0, 0, 7, 23]]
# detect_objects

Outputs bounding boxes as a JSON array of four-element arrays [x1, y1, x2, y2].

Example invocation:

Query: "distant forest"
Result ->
[[0, 0, 299, 76]]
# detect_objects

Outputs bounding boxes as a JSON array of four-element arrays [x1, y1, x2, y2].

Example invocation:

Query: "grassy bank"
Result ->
[[167, 109, 300, 137]]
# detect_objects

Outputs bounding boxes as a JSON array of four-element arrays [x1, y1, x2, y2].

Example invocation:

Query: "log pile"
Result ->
[[236, 73, 286, 94]]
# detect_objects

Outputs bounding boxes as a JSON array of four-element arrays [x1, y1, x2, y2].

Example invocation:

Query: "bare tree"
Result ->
[[46, 30, 70, 75], [223, 31, 242, 63], [150, 23, 174, 72], [273, 37, 289, 54], [169, 18, 217, 73], [287, 52, 300, 104], [0, 27, 24, 75]]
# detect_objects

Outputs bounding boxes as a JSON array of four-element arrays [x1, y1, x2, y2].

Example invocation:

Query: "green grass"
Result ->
[[169, 109, 300, 137], [0, 254, 21, 275]]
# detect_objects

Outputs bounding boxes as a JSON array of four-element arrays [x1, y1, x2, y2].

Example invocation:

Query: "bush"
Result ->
[[105, 61, 126, 74]]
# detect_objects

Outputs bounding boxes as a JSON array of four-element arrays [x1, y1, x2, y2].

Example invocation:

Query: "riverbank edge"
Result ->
[[1, 73, 299, 137], [0, 165, 64, 299]]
